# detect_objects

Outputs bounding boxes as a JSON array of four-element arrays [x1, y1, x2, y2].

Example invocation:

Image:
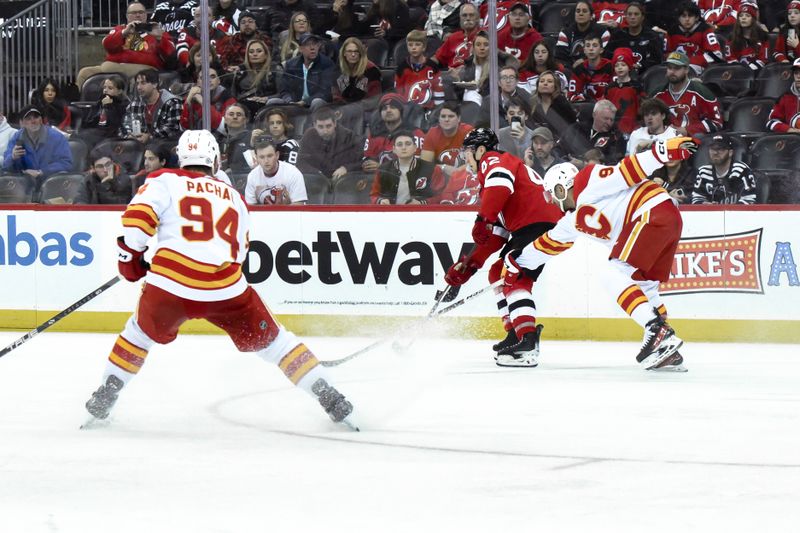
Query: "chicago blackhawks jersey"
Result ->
[[477, 151, 563, 233], [653, 80, 723, 135], [394, 59, 445, 109], [517, 149, 670, 269], [121, 168, 249, 302]]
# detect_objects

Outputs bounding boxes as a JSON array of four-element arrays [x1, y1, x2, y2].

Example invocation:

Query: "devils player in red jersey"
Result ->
[[443, 128, 563, 367]]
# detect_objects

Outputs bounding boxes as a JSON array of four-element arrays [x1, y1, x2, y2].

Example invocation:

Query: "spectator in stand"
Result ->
[[181, 67, 236, 130], [265, 0, 326, 38], [175, 6, 232, 69], [559, 99, 625, 164], [30, 78, 72, 133], [333, 37, 383, 113], [215, 102, 252, 171], [176, 43, 223, 90], [519, 40, 569, 95], [395, 30, 445, 110], [692, 133, 758, 205], [248, 110, 301, 166], [626, 97, 679, 155], [85, 153, 133, 204], [606, 47, 644, 134], [445, 31, 518, 105], [81, 77, 130, 148], [497, 96, 534, 159], [555, 1, 611, 70], [76, 3, 175, 87], [3, 106, 72, 188], [605, 2, 665, 73], [279, 34, 336, 111], [523, 126, 567, 177], [651, 157, 694, 204], [331, 0, 361, 41], [434, 3, 481, 69], [0, 112, 17, 157], [216, 11, 272, 72], [135, 143, 171, 182], [362, 0, 411, 51], [665, 1, 725, 75], [528, 70, 578, 140], [431, 165, 481, 204], [568, 32, 614, 102], [425, 0, 461, 39], [297, 106, 362, 180], [497, 3, 542, 62], [477, 65, 531, 128], [725, 3, 769, 71], [231, 40, 279, 116], [245, 137, 308, 205], [370, 131, 446, 204], [151, 0, 196, 40], [773, 1, 800, 63], [214, 0, 244, 31], [279, 12, 310, 65], [363, 93, 425, 171], [592, 0, 630, 27], [767, 58, 800, 133], [653, 51, 723, 135], [120, 69, 183, 145], [421, 102, 472, 171], [695, 0, 740, 32]]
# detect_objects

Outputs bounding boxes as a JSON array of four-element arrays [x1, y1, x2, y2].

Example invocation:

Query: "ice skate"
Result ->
[[649, 351, 688, 372], [636, 312, 683, 370], [492, 329, 518, 361], [311, 378, 359, 430], [85, 375, 124, 420], [496, 325, 543, 367]]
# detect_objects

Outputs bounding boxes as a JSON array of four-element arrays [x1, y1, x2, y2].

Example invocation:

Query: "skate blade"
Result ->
[[80, 416, 110, 430], [495, 354, 539, 368], [640, 338, 684, 370], [340, 416, 361, 432], [649, 362, 688, 373]]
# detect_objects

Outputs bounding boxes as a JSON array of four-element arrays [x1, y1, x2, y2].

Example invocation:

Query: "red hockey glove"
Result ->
[[117, 237, 150, 282], [502, 253, 522, 287], [471, 215, 495, 245], [651, 136, 699, 164], [445, 255, 481, 286]]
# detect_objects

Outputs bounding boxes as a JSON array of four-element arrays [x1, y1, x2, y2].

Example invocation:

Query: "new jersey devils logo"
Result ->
[[453, 41, 472, 64], [415, 177, 428, 190], [669, 104, 692, 127], [408, 81, 433, 105], [439, 149, 461, 165]]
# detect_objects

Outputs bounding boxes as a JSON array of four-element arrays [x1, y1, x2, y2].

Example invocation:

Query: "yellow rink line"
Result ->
[[1, 310, 798, 344]]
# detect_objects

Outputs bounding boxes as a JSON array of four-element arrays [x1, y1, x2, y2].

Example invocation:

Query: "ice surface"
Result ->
[[1, 330, 799, 532]]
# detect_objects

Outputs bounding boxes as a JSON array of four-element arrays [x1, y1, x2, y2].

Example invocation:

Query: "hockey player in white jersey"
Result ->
[[84, 130, 358, 428], [505, 136, 699, 371]]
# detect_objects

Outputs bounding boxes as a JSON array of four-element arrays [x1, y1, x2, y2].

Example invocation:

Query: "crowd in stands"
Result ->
[[3, 0, 800, 206]]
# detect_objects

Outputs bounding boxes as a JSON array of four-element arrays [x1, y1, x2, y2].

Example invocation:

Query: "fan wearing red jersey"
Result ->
[[444, 128, 562, 367], [84, 130, 359, 430], [505, 136, 700, 371]]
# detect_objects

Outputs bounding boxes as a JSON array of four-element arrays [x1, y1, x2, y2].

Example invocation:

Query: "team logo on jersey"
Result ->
[[408, 81, 433, 105], [453, 41, 472, 64], [595, 137, 609, 148], [415, 177, 428, 190], [791, 114, 800, 129], [503, 47, 522, 59], [438, 149, 462, 166], [661, 229, 764, 295], [669, 104, 692, 127]]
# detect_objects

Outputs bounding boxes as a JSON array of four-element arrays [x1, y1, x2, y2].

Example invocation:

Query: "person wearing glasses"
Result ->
[[477, 65, 530, 128], [85, 153, 133, 204]]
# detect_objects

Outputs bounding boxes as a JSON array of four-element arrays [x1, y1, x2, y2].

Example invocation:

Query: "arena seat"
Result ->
[[691, 133, 748, 170], [79, 73, 126, 102], [0, 174, 34, 204], [755, 62, 793, 99], [332, 172, 372, 204], [226, 171, 249, 195], [304, 172, 331, 204], [459, 101, 481, 126], [365, 39, 389, 67], [726, 97, 774, 133], [380, 69, 395, 92], [748, 134, 800, 171], [38, 173, 89, 204], [641, 64, 667, 95], [538, 2, 575, 36], [67, 138, 89, 172], [701, 63, 754, 98], [93, 139, 145, 174]]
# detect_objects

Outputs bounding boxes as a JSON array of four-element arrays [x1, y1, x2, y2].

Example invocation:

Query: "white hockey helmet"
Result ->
[[543, 162, 579, 211], [177, 129, 220, 170]]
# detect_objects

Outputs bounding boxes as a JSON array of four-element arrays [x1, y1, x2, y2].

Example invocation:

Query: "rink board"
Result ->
[[1, 205, 799, 342]]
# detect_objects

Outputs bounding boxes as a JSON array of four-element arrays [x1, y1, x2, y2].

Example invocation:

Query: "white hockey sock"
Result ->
[[255, 328, 334, 399], [603, 260, 655, 328], [102, 317, 157, 386]]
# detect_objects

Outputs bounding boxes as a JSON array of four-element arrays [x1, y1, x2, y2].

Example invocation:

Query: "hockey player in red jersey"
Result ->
[[505, 136, 700, 371], [84, 130, 358, 429], [443, 128, 563, 367]]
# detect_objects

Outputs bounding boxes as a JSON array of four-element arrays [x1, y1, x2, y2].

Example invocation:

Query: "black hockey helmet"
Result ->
[[462, 127, 499, 152]]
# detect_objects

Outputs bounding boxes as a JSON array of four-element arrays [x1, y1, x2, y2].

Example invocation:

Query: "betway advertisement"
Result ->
[[1, 207, 799, 324]]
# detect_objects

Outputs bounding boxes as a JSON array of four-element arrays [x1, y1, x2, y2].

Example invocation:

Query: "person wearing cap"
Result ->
[[523, 126, 567, 177], [3, 106, 72, 186], [606, 47, 644, 134], [652, 51, 723, 136], [626, 98, 680, 155], [605, 2, 664, 73], [362, 93, 425, 172], [496, 3, 543, 63], [497, 95, 534, 159], [665, 1, 725, 75], [691, 133, 759, 205], [76, 2, 175, 88], [725, 3, 769, 71], [216, 10, 273, 71], [773, 1, 800, 63], [279, 33, 336, 110], [766, 58, 800, 133]]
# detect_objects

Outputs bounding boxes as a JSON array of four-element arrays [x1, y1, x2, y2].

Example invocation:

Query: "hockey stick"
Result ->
[[0, 276, 122, 359], [390, 286, 451, 351], [321, 280, 502, 367]]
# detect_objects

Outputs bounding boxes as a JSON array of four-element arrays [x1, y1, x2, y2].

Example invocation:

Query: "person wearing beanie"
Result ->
[[726, 3, 770, 71], [362, 94, 425, 172], [606, 47, 644, 134], [773, 0, 800, 63]]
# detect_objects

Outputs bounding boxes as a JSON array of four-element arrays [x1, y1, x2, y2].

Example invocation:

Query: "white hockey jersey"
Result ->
[[121, 168, 250, 302], [518, 149, 671, 269]]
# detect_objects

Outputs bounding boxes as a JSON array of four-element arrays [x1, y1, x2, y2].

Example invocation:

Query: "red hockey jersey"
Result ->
[[497, 26, 543, 62], [772, 28, 800, 63], [666, 22, 724, 70], [767, 87, 800, 132], [593, 0, 629, 26], [654, 80, 723, 135], [568, 58, 614, 101], [394, 59, 445, 109], [725, 38, 769, 71], [607, 78, 644, 133], [697, 0, 740, 28], [434, 28, 479, 68], [477, 151, 563, 232]]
